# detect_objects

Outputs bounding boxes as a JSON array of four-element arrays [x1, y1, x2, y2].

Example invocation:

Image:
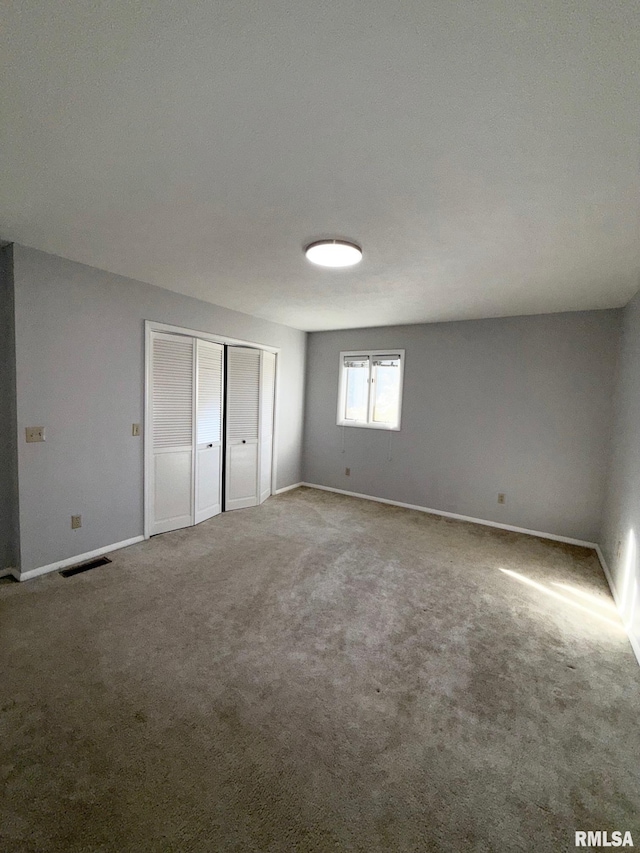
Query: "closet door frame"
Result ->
[[258, 350, 277, 505], [144, 321, 280, 540]]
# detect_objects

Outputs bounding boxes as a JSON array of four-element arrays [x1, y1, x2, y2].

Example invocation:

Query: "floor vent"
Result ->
[[60, 556, 112, 578]]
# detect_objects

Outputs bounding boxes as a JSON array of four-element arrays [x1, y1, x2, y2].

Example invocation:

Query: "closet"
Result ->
[[147, 329, 276, 537]]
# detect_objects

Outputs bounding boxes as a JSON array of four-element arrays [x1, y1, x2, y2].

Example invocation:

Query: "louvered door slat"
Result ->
[[150, 332, 194, 537], [227, 347, 260, 441], [197, 343, 223, 444], [260, 352, 275, 442], [153, 337, 193, 449]]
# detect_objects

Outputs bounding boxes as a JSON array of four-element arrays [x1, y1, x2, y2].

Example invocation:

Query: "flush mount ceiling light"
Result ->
[[304, 239, 362, 268]]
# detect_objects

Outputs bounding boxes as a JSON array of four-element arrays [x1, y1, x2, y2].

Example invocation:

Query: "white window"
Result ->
[[337, 350, 405, 430]]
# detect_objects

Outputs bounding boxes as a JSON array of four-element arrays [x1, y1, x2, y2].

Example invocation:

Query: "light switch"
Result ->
[[26, 426, 45, 443], [132, 423, 141, 436]]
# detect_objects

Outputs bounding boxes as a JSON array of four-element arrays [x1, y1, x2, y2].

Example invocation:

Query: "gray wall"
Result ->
[[13, 245, 306, 573], [601, 288, 640, 654], [0, 244, 19, 569], [304, 311, 621, 542]]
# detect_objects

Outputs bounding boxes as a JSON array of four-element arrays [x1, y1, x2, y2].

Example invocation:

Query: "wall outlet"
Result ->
[[497, 493, 506, 505], [345, 467, 351, 476], [71, 515, 82, 530], [616, 540, 621, 558], [132, 423, 141, 436], [25, 426, 45, 443]]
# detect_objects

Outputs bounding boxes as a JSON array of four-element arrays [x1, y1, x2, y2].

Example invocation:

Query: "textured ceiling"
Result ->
[[1, 0, 639, 331]]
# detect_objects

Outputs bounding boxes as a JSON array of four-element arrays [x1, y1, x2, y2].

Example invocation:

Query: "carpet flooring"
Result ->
[[1, 487, 639, 852]]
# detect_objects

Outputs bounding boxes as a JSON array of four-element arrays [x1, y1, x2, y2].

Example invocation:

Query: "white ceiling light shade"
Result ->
[[304, 239, 362, 268]]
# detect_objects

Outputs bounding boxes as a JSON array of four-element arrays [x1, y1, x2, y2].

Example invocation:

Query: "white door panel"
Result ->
[[196, 447, 222, 522], [153, 449, 193, 535], [226, 443, 259, 509], [260, 438, 272, 503], [195, 340, 223, 523], [225, 346, 260, 511], [150, 333, 194, 535]]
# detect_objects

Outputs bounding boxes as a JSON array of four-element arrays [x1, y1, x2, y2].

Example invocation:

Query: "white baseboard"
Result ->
[[596, 545, 617, 601], [301, 483, 597, 548], [17, 536, 145, 582], [595, 545, 640, 669], [275, 482, 304, 495], [0, 567, 15, 579]]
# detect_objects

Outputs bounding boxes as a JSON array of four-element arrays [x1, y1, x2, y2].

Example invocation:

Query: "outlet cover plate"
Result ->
[[26, 426, 45, 443]]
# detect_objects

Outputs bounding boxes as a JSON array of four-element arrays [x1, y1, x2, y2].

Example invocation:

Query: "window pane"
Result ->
[[372, 358, 400, 425], [345, 359, 369, 421]]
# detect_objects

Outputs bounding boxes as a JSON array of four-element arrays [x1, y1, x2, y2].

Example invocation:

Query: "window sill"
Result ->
[[337, 420, 401, 431]]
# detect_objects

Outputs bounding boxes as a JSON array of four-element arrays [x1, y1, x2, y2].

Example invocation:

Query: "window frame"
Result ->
[[337, 349, 405, 431]]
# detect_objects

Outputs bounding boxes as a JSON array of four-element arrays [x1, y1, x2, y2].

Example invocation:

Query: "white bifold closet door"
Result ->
[[150, 333, 274, 531], [225, 346, 261, 510], [195, 340, 224, 524], [259, 350, 276, 504], [150, 333, 195, 535], [150, 333, 223, 535]]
